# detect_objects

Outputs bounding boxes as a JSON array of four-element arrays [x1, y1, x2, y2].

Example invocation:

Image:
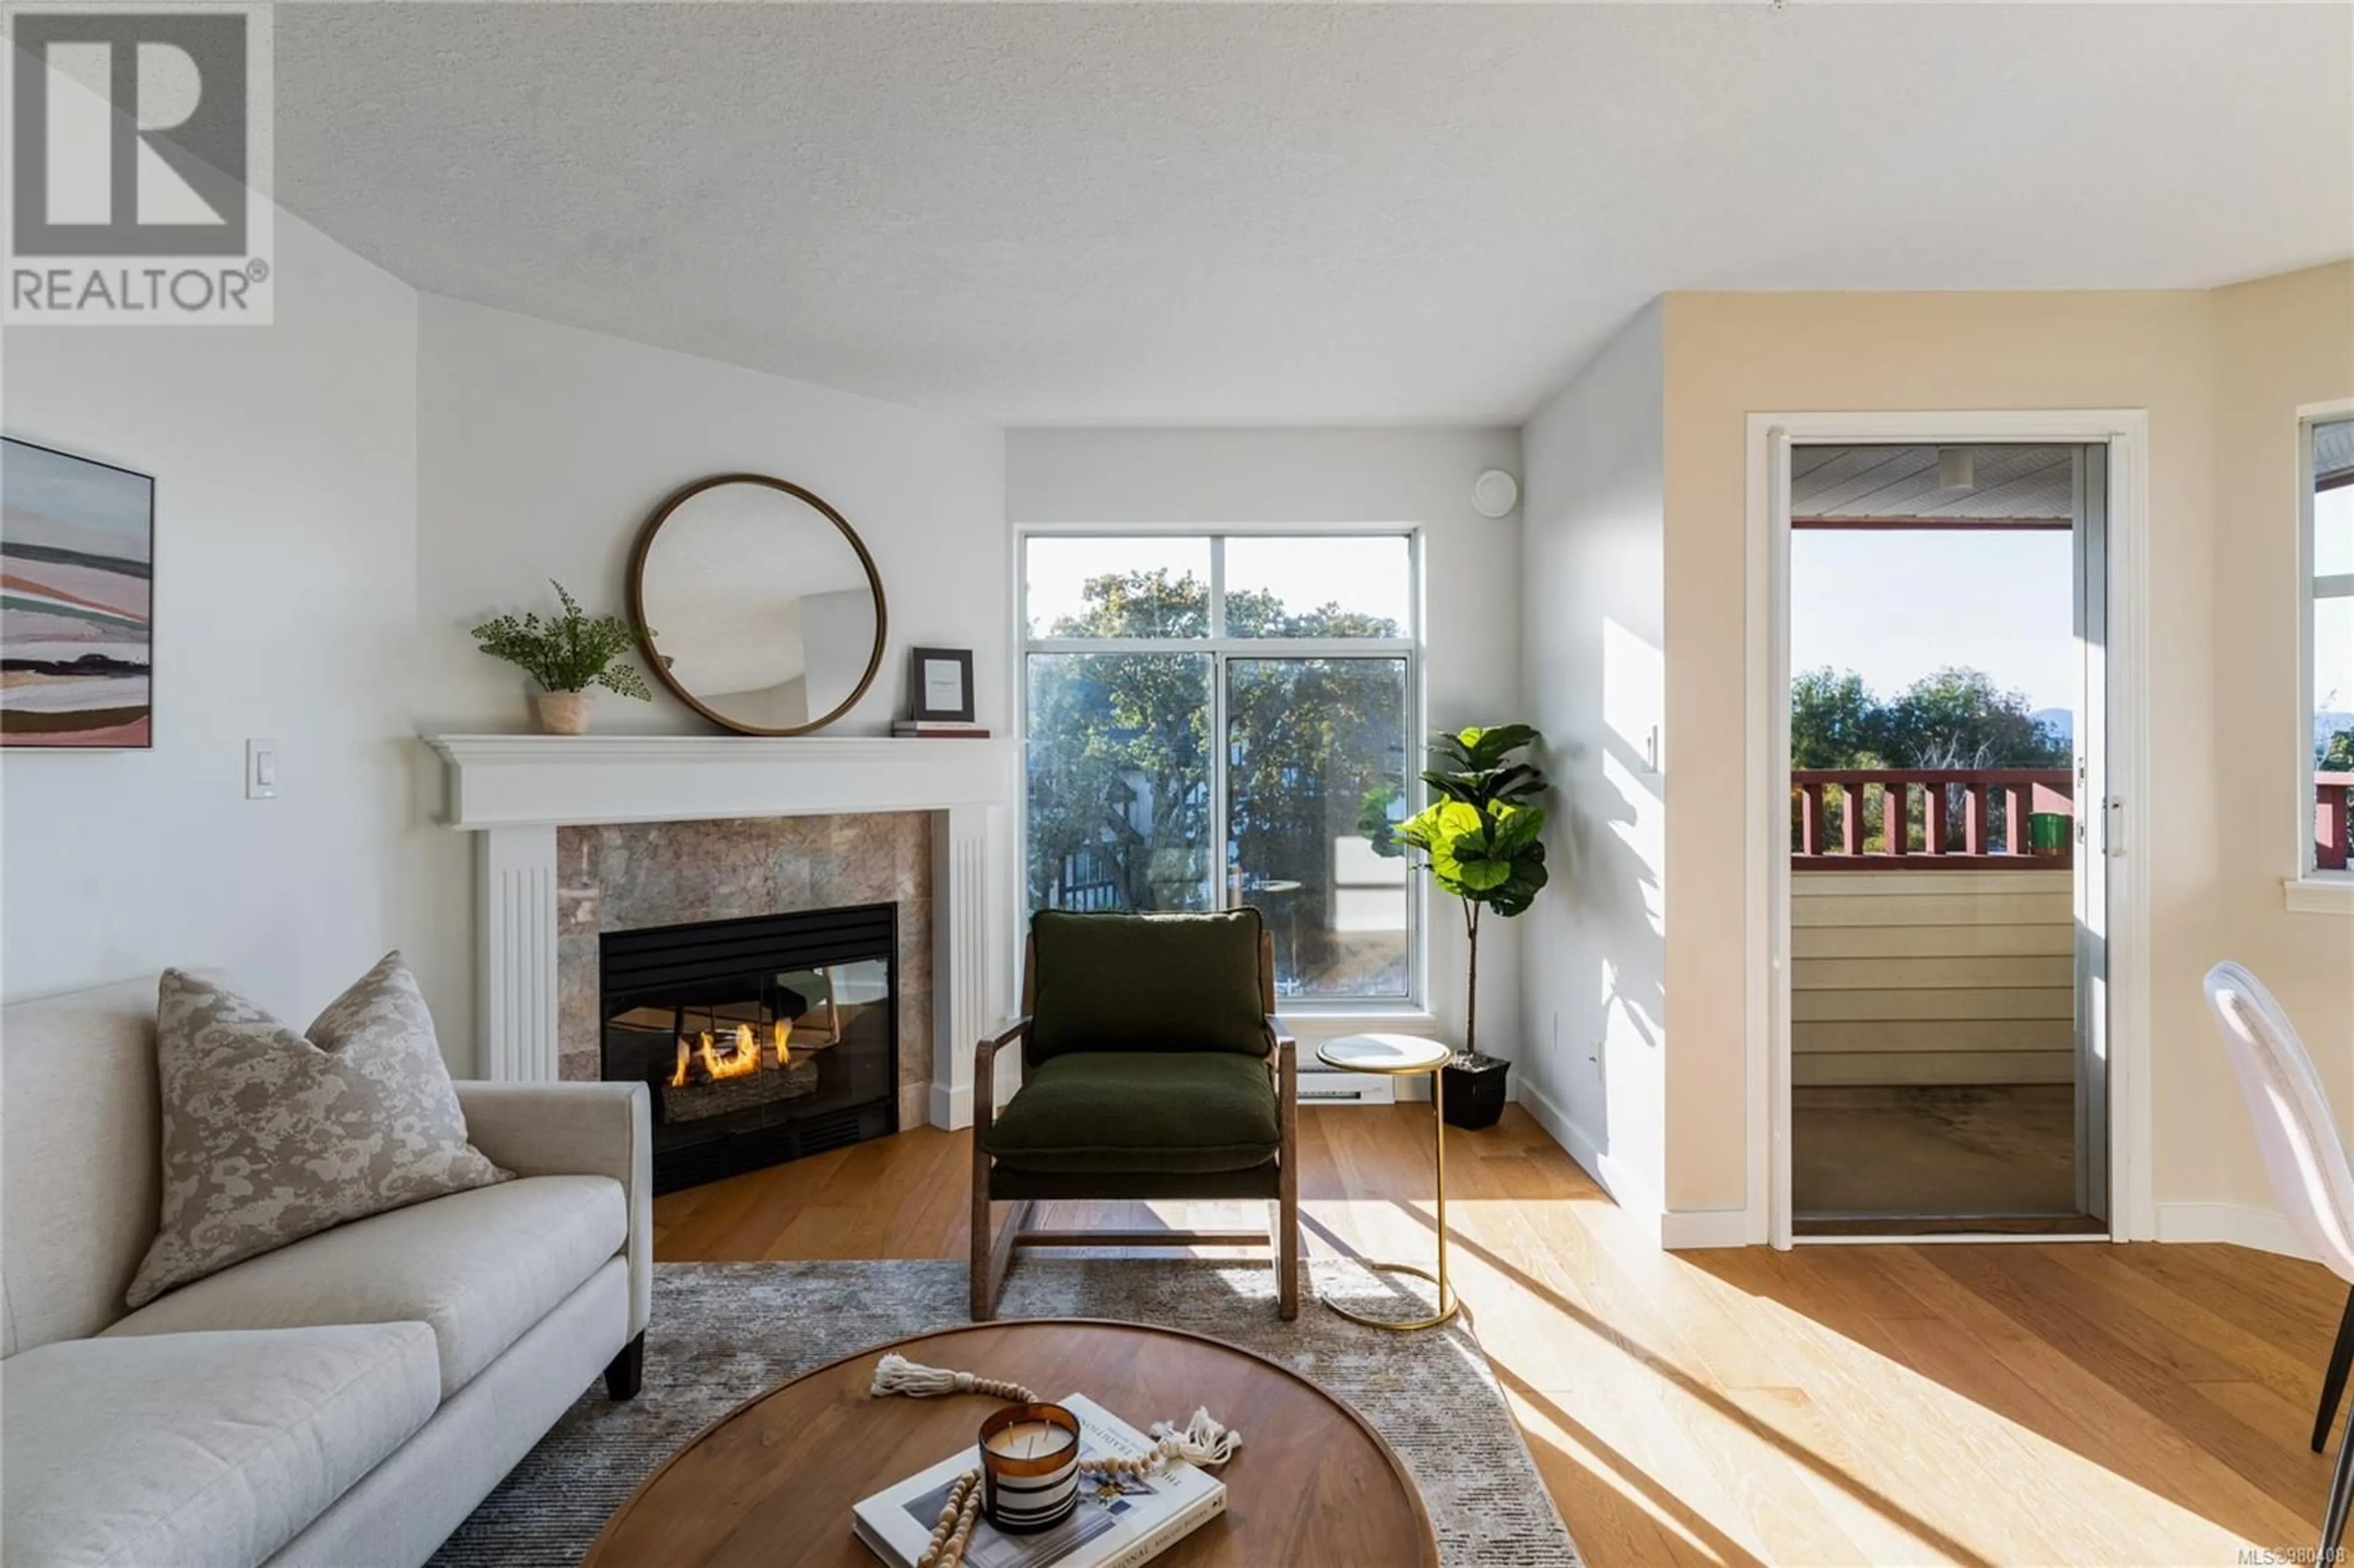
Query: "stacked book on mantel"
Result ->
[[853, 1394, 1224, 1568], [893, 720, 993, 739]]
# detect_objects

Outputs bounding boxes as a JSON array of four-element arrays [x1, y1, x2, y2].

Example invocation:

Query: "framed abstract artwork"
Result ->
[[2, 438, 155, 748]]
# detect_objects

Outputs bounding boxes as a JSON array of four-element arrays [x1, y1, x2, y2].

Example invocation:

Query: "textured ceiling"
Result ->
[[275, 3, 2352, 424]]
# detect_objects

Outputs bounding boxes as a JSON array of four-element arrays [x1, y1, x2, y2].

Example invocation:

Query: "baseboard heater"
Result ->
[[1295, 1070, 1396, 1106]]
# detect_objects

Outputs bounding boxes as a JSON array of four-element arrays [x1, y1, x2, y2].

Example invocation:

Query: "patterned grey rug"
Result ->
[[432, 1258, 1577, 1567]]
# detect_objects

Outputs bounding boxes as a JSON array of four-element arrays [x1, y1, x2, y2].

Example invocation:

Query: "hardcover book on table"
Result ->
[[851, 1393, 1224, 1568]]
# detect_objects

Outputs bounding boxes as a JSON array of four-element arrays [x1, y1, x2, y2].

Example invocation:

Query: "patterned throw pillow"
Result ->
[[126, 953, 509, 1308]]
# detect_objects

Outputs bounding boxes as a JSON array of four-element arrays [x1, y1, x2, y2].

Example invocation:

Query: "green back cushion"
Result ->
[[1028, 909, 1268, 1062]]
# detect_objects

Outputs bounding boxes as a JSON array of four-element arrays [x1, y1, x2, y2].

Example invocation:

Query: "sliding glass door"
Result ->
[[1783, 442, 2108, 1234]]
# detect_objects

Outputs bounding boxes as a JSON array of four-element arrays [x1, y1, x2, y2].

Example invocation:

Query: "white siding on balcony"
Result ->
[[1792, 869, 2074, 1087]]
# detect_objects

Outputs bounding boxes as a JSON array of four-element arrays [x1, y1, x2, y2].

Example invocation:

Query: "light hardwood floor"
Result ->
[[653, 1106, 2347, 1566]]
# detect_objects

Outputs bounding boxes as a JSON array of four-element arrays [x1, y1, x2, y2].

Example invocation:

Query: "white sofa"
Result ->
[[0, 976, 652, 1568]]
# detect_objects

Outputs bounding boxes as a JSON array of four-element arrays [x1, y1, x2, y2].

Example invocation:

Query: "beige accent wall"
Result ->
[[1658, 268, 2352, 1220], [1791, 869, 2074, 1087], [2206, 264, 2354, 1208]]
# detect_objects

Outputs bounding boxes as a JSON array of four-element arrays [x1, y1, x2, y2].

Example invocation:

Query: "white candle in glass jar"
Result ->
[[978, 1403, 1082, 1534], [984, 1420, 1070, 1461]]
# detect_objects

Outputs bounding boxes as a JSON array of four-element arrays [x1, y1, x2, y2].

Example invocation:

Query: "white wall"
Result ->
[[1514, 303, 1667, 1215], [411, 296, 1007, 1066], [1005, 426, 1526, 1066], [1, 215, 425, 1027], [415, 296, 1007, 738]]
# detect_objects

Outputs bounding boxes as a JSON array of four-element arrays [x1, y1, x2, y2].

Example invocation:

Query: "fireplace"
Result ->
[[600, 903, 899, 1193]]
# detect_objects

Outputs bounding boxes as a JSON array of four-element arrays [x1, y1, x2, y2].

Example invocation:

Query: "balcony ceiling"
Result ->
[[1792, 447, 2074, 525], [272, 4, 2350, 424], [2318, 419, 2354, 490]]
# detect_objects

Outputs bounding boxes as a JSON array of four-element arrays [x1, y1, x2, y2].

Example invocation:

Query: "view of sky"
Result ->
[[1791, 530, 2076, 713], [1024, 535, 1411, 637]]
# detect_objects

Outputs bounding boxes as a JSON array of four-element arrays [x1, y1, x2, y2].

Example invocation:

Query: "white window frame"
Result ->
[[1014, 523, 1428, 1012], [2291, 398, 2354, 914]]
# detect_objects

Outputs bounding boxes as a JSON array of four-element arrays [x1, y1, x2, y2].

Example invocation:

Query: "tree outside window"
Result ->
[[1022, 539, 1415, 1000]]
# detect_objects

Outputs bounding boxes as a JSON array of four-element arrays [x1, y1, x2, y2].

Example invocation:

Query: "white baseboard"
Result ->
[[929, 1082, 969, 1132], [2154, 1201, 2313, 1260], [1659, 1207, 1758, 1250], [1515, 1074, 1667, 1227]]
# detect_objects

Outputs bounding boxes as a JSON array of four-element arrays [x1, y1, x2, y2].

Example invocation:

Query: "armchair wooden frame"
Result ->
[[971, 931, 1300, 1322]]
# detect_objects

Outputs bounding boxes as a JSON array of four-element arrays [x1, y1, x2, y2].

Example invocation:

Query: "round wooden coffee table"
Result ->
[[584, 1319, 1438, 1568]]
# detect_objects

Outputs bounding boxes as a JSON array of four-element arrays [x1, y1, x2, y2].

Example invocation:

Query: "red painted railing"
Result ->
[[1789, 770, 2351, 872], [2320, 774, 2353, 872], [1792, 768, 2073, 870]]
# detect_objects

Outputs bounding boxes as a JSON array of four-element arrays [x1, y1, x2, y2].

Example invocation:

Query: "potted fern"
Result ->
[[1396, 724, 1548, 1126], [470, 580, 653, 734]]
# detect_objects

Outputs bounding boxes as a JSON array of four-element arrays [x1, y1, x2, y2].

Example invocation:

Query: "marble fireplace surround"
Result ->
[[424, 735, 1019, 1129], [555, 813, 935, 1128]]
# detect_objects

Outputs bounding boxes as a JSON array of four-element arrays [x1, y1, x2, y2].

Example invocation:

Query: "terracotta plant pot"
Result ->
[[534, 691, 592, 735]]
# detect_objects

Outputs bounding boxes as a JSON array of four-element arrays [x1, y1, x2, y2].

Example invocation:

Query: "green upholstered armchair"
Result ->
[[971, 909, 1299, 1320]]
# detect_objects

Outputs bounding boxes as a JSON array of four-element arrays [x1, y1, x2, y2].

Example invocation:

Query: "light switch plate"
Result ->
[[246, 739, 278, 799]]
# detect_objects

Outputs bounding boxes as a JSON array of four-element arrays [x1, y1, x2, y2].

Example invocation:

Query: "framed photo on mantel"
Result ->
[[908, 646, 975, 723]]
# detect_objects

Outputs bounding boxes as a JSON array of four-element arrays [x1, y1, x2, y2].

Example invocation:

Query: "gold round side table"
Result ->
[[1314, 1033, 1458, 1332]]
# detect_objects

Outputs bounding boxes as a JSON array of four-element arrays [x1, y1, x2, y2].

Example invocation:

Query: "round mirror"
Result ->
[[628, 474, 888, 736]]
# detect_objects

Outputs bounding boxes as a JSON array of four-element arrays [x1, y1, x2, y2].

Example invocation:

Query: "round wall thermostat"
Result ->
[[1472, 469, 1520, 519]]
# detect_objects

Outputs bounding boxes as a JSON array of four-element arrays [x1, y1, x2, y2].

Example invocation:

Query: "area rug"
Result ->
[[430, 1258, 1579, 1567]]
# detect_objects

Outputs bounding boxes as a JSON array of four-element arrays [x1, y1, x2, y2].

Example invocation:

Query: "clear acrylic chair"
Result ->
[[2204, 961, 2354, 1557]]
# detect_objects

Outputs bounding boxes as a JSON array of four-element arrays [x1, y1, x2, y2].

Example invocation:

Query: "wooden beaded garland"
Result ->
[[869, 1353, 1243, 1483], [869, 1352, 1239, 1566], [913, 1469, 983, 1568]]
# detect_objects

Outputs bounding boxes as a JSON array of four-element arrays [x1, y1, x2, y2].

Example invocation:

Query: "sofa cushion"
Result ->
[[106, 1174, 625, 1399], [128, 953, 509, 1309], [982, 1051, 1281, 1174], [1, 1323, 440, 1568], [1027, 909, 1270, 1065], [0, 976, 167, 1357]]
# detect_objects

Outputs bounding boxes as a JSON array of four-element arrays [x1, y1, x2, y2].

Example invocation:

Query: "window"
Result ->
[[2305, 413, 2354, 875], [1021, 533, 1418, 1002]]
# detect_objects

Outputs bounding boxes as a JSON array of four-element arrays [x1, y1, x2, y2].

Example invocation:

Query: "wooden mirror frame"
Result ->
[[627, 473, 889, 737]]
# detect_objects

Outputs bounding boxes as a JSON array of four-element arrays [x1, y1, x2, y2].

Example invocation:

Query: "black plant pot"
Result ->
[[1441, 1052, 1510, 1130]]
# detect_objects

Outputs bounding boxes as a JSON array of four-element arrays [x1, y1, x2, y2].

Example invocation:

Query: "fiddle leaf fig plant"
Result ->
[[1418, 721, 1545, 812], [1396, 725, 1550, 1060]]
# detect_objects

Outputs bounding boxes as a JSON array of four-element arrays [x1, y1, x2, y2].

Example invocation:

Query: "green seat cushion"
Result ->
[[1028, 909, 1268, 1064], [981, 1052, 1280, 1176]]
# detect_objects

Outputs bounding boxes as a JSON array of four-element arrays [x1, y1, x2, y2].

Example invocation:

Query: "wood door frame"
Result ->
[[1742, 410, 2155, 1249]]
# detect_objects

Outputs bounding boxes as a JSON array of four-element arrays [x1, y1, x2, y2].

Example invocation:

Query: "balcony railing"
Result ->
[[1792, 768, 2073, 870], [2321, 774, 2353, 872], [1790, 770, 2351, 874]]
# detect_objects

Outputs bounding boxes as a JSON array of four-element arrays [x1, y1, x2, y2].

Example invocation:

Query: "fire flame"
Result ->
[[668, 1019, 794, 1088]]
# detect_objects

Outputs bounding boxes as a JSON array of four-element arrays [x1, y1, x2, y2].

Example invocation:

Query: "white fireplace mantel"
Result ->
[[422, 734, 1019, 1129]]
